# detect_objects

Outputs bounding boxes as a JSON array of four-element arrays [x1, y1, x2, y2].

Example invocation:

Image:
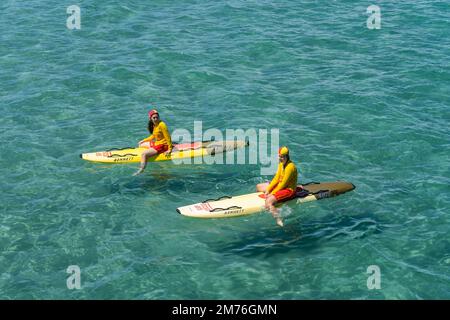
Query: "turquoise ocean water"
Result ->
[[1, 0, 449, 299]]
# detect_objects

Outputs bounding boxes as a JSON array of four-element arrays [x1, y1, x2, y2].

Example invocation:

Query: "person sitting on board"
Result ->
[[133, 109, 173, 176], [256, 146, 298, 227]]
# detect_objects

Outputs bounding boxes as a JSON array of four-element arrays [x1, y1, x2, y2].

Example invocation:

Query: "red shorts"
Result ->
[[259, 188, 297, 202], [150, 143, 169, 154], [272, 188, 296, 202]]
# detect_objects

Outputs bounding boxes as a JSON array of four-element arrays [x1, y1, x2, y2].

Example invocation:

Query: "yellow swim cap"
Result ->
[[278, 146, 289, 156]]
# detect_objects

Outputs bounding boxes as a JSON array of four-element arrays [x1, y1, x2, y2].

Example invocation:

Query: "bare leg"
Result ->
[[256, 182, 270, 192], [265, 194, 284, 227], [133, 148, 157, 176]]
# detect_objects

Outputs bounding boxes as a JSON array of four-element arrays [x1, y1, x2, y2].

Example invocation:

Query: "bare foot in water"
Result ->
[[133, 167, 144, 176], [276, 217, 284, 227]]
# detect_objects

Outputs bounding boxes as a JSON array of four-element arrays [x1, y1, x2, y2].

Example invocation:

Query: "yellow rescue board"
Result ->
[[176, 181, 355, 218], [80, 140, 248, 164]]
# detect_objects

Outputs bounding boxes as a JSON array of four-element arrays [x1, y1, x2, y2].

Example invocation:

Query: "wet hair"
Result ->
[[147, 120, 154, 134]]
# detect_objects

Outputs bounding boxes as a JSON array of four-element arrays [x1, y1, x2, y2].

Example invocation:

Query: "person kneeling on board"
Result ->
[[256, 146, 298, 227], [133, 108, 173, 176]]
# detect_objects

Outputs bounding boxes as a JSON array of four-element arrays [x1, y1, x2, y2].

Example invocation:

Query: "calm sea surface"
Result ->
[[1, 0, 449, 299]]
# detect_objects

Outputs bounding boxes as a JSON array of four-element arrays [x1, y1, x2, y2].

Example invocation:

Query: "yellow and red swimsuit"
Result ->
[[267, 160, 298, 201], [141, 121, 173, 154]]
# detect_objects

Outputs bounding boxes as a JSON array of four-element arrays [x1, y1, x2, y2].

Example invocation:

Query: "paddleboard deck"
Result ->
[[80, 140, 248, 163], [176, 181, 355, 218]]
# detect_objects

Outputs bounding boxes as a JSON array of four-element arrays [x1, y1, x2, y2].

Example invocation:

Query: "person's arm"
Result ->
[[271, 163, 294, 194], [161, 122, 173, 152], [266, 164, 281, 193], [140, 134, 154, 144]]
